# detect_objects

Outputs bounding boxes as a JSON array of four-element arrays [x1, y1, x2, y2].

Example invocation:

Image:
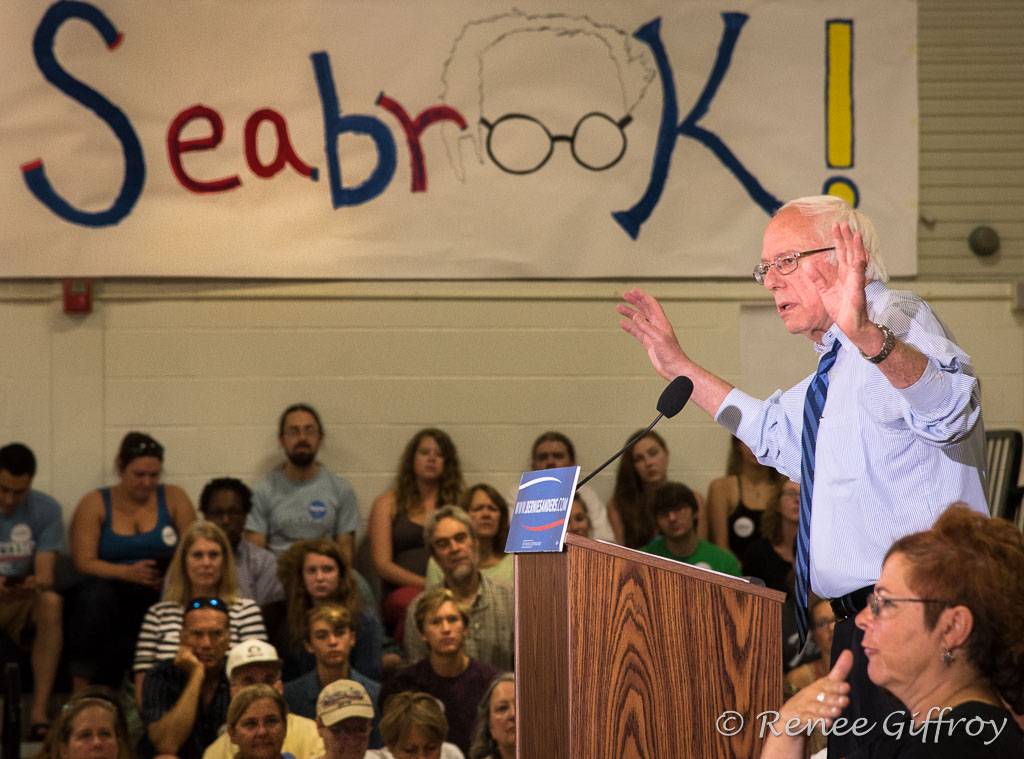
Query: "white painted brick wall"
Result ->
[[1, 281, 1019, 539]]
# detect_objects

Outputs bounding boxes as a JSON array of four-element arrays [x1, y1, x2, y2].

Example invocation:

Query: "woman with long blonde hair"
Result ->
[[132, 521, 266, 702]]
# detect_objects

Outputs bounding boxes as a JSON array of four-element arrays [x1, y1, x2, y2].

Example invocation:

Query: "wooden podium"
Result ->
[[514, 533, 785, 758]]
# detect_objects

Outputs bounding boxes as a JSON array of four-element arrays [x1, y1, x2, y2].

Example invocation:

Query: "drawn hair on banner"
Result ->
[[439, 10, 656, 181]]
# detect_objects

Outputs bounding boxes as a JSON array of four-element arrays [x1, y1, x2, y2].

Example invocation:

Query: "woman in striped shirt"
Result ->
[[132, 521, 267, 702]]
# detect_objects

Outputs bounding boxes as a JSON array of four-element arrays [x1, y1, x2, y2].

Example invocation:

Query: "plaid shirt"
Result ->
[[403, 573, 514, 670]]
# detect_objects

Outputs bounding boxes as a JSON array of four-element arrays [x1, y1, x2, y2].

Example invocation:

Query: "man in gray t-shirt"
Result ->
[[0, 442, 63, 734], [244, 404, 359, 563]]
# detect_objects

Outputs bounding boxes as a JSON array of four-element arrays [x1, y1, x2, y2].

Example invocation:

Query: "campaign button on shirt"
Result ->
[[733, 516, 755, 539]]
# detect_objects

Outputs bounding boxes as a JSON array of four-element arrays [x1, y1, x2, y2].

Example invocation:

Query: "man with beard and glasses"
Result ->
[[244, 404, 359, 565], [403, 507, 513, 671]]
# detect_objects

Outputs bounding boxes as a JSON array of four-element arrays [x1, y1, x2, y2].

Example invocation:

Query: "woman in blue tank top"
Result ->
[[67, 431, 196, 690]]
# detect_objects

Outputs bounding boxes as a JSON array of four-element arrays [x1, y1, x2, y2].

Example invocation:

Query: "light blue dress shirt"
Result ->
[[716, 281, 988, 597]]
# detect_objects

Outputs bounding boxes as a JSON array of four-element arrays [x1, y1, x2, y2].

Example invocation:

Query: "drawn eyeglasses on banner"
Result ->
[[480, 112, 632, 174]]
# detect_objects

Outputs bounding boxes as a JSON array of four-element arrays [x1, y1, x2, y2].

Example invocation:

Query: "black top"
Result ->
[[741, 537, 792, 593], [727, 483, 763, 558], [863, 701, 1023, 759]]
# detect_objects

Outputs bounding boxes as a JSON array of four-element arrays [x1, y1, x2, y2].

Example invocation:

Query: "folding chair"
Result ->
[[985, 429, 1023, 522]]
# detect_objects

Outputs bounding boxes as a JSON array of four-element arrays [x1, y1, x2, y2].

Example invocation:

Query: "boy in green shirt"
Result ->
[[640, 482, 741, 576]]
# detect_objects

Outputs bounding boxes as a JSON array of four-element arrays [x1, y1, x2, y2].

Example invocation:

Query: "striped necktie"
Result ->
[[795, 339, 842, 645]]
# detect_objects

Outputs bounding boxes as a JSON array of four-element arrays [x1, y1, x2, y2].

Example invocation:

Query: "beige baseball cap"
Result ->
[[316, 679, 374, 726], [226, 639, 281, 679]]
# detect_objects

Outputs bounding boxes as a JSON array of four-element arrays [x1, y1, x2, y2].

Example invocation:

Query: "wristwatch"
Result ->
[[860, 323, 895, 364]]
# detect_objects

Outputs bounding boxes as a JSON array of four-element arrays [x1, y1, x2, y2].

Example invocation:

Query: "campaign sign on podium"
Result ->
[[505, 466, 581, 552]]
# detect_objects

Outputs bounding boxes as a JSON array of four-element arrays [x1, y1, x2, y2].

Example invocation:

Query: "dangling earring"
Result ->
[[941, 648, 955, 665]]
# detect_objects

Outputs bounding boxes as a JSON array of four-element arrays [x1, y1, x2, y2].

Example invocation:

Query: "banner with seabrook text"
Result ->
[[0, 1, 917, 278]]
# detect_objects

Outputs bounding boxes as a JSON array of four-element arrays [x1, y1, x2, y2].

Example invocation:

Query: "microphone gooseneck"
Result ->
[[575, 376, 693, 491]]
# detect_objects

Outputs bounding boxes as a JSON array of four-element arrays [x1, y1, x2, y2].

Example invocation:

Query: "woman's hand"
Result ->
[[780, 649, 853, 727], [760, 650, 853, 759], [123, 559, 163, 589]]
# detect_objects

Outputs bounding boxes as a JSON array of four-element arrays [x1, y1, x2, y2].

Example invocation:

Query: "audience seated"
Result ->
[[224, 684, 290, 759], [0, 442, 64, 738], [639, 482, 741, 576], [283, 604, 382, 747], [315, 679, 378, 759], [738, 480, 809, 672], [368, 428, 464, 636], [277, 538, 384, 681], [468, 674, 515, 759], [741, 480, 799, 592], [244, 404, 360, 564], [426, 485, 511, 587], [134, 521, 267, 703], [45, 689, 135, 759], [67, 431, 196, 690], [705, 436, 785, 555], [386, 588, 502, 755], [203, 640, 323, 759], [606, 430, 670, 548], [198, 478, 285, 609], [786, 596, 834, 691], [566, 495, 591, 538], [762, 505, 1024, 758], [781, 595, 833, 756], [403, 508, 513, 671], [369, 691, 465, 759], [529, 432, 614, 541], [140, 597, 232, 759]]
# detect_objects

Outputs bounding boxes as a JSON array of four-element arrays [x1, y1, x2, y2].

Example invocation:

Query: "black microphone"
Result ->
[[575, 376, 694, 491]]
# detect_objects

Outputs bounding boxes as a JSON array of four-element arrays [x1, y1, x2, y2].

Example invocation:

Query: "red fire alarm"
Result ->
[[63, 278, 93, 314]]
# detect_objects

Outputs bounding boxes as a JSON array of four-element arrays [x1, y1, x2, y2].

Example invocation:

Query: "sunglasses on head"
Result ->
[[188, 597, 226, 611]]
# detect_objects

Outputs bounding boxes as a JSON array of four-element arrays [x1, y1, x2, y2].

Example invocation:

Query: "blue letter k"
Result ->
[[613, 14, 783, 239]]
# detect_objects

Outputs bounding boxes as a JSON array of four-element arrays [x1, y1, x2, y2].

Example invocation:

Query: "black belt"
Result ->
[[830, 585, 873, 622]]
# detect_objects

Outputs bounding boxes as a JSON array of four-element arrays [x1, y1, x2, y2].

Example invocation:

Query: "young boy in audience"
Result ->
[[640, 482, 741, 575], [203, 639, 323, 759], [283, 604, 382, 747], [383, 587, 502, 755]]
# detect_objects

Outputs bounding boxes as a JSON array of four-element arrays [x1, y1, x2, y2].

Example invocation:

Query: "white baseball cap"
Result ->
[[316, 679, 374, 726], [226, 639, 281, 679]]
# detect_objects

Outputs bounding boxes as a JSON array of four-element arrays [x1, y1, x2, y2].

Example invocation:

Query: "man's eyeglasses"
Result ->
[[480, 112, 631, 174], [812, 617, 837, 630], [753, 246, 835, 284], [866, 592, 948, 618]]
